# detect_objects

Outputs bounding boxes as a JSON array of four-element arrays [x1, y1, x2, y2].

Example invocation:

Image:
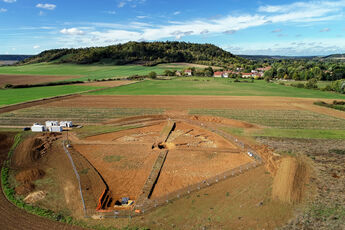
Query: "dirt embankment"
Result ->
[[0, 132, 83, 230], [272, 157, 310, 204]]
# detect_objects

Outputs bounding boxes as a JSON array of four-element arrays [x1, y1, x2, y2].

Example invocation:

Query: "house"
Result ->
[[223, 71, 232, 78], [45, 121, 59, 127], [257, 66, 272, 72], [214, 71, 223, 78], [184, 70, 192, 76], [242, 73, 253, 78], [60, 121, 73, 128], [31, 123, 45, 132]]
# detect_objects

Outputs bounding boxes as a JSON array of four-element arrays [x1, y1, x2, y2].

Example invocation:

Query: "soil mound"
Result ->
[[272, 157, 309, 204], [189, 115, 257, 128], [23, 191, 46, 204], [12, 133, 60, 168], [16, 168, 45, 184], [15, 182, 35, 195]]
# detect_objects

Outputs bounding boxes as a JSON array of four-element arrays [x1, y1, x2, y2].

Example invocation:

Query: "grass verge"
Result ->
[[314, 101, 345, 112]]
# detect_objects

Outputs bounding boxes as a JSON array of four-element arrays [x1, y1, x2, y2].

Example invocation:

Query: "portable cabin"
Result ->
[[60, 121, 73, 128], [31, 123, 45, 132], [45, 121, 59, 127], [48, 126, 63, 132]]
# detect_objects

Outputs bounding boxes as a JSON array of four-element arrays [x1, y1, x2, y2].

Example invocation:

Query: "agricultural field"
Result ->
[[88, 78, 345, 99], [0, 63, 185, 81], [0, 85, 101, 107], [0, 74, 344, 230]]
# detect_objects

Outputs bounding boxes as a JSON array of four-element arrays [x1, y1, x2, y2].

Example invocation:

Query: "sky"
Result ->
[[1, 0, 345, 56]]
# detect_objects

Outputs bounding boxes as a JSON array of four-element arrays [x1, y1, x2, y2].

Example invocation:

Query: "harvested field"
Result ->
[[0, 107, 164, 126], [0, 74, 80, 86]]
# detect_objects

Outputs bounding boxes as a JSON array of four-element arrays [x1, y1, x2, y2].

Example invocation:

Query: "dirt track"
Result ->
[[0, 133, 83, 230], [0, 74, 80, 86]]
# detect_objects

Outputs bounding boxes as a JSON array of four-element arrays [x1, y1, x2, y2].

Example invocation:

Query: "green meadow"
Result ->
[[0, 85, 100, 107], [89, 77, 345, 99], [0, 63, 184, 81]]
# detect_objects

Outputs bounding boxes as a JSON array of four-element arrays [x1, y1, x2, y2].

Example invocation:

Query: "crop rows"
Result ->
[[0, 107, 164, 126], [190, 109, 345, 130]]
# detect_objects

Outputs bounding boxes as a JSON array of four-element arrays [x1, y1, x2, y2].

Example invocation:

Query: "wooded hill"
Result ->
[[21, 41, 245, 66]]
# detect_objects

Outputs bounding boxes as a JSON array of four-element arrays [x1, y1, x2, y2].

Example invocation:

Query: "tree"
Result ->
[[148, 71, 157, 79]]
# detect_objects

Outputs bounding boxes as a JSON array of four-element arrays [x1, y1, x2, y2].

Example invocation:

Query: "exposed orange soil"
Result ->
[[73, 144, 159, 201], [73, 121, 251, 202], [76, 80, 135, 87], [43, 95, 345, 119], [0, 74, 80, 86], [272, 157, 310, 204]]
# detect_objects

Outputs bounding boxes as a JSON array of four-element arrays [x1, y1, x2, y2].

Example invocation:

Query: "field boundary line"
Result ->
[[62, 140, 87, 216]]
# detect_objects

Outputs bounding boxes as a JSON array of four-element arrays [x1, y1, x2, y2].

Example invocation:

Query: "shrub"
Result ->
[[305, 78, 318, 89], [148, 71, 157, 79], [291, 82, 305, 88]]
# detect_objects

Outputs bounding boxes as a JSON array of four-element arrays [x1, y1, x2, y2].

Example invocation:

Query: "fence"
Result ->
[[62, 141, 87, 216]]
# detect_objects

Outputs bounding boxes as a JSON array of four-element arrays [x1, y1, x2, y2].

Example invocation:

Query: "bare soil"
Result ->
[[0, 74, 80, 86], [0, 132, 83, 229], [44, 95, 345, 119]]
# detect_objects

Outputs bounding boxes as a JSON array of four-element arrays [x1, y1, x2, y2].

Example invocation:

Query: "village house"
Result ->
[[184, 69, 192, 76], [214, 71, 223, 78]]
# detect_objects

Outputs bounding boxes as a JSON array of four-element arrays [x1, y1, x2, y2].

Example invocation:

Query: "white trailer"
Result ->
[[46, 121, 59, 127], [48, 126, 63, 132], [60, 121, 73, 128], [31, 123, 45, 132]]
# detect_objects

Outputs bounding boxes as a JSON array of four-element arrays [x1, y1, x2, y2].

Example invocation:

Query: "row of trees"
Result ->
[[262, 59, 345, 81]]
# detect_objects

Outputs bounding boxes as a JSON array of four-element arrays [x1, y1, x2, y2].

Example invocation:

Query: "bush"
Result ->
[[4, 84, 13, 88], [291, 83, 305, 88], [305, 78, 318, 89], [148, 71, 157, 79]]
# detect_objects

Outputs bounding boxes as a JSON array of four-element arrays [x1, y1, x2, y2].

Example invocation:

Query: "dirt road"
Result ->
[[0, 133, 84, 230]]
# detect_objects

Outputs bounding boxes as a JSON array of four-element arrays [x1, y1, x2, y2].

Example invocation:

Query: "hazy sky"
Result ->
[[1, 0, 345, 56]]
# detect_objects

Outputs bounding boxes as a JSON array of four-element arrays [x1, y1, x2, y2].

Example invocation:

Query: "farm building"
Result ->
[[214, 71, 223, 78], [60, 121, 73, 128], [45, 121, 59, 127], [48, 126, 63, 132], [242, 73, 254, 78], [184, 70, 192, 76], [31, 123, 45, 132]]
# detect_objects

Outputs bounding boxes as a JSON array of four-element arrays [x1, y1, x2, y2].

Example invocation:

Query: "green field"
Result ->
[[0, 85, 102, 107], [88, 78, 345, 99], [0, 63, 184, 81]]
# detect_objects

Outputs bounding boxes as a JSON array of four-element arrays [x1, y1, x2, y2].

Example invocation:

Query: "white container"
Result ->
[[46, 121, 59, 127], [48, 126, 63, 132], [31, 124, 45, 132], [60, 121, 73, 127]]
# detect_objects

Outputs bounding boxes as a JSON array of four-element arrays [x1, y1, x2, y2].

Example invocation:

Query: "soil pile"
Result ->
[[272, 157, 309, 204], [23, 191, 47, 204], [16, 168, 45, 184], [189, 115, 257, 128], [12, 133, 60, 168]]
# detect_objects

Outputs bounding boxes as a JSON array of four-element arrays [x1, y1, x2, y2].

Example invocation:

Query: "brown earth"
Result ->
[[257, 137, 345, 230], [0, 74, 81, 86], [272, 157, 310, 204], [0, 132, 84, 230], [73, 121, 251, 203], [43, 95, 345, 119]]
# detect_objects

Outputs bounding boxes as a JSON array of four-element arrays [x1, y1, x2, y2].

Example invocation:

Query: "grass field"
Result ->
[[88, 78, 345, 99], [0, 85, 101, 107], [0, 63, 184, 81]]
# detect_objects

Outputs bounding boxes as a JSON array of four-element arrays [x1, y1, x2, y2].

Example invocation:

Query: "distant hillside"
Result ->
[[238, 55, 316, 61], [0, 55, 32, 61], [21, 42, 245, 66], [322, 54, 345, 60]]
